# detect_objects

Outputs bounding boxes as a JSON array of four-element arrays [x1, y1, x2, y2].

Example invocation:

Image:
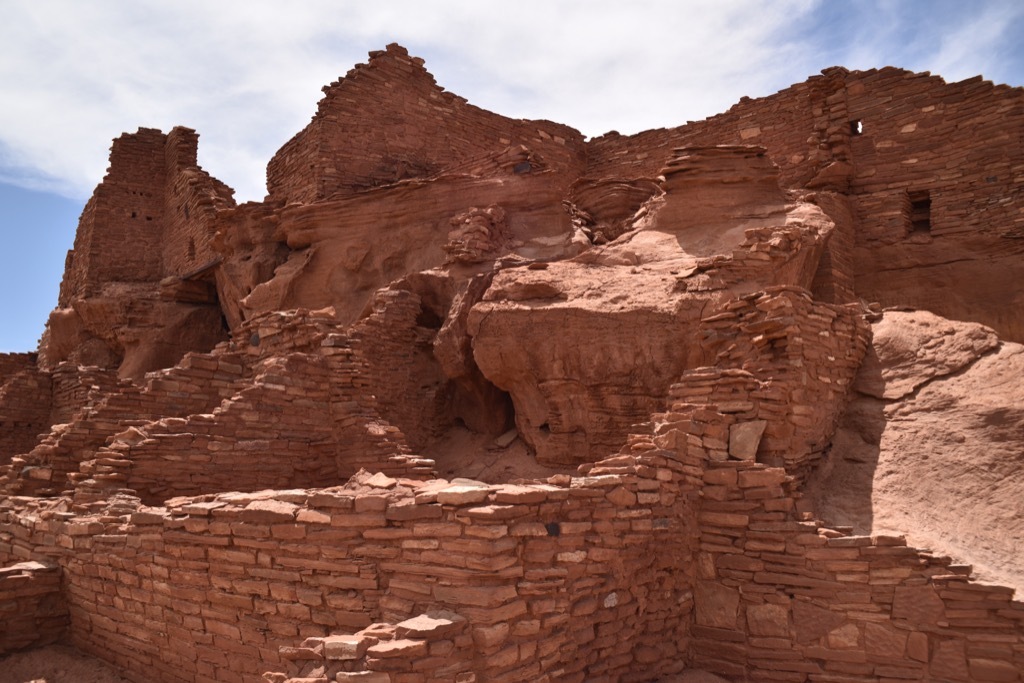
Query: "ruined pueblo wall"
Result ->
[[112, 352, 344, 504], [0, 352, 37, 384], [3, 437, 1020, 682], [0, 354, 47, 463], [0, 560, 68, 656], [58, 128, 168, 303], [842, 69, 1024, 341], [690, 457, 1024, 682], [586, 68, 1024, 340], [584, 68, 846, 188], [159, 126, 236, 279], [266, 44, 586, 204], [688, 288, 872, 483], [0, 362, 117, 471], [1, 347, 249, 498], [65, 312, 422, 505], [0, 365, 52, 466], [0, 453, 700, 683], [58, 126, 235, 305]]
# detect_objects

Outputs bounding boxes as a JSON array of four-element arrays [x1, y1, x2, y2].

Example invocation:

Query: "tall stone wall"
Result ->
[[584, 68, 845, 189], [43, 126, 235, 377], [267, 43, 586, 204], [0, 354, 47, 463], [160, 127, 237, 280], [58, 128, 169, 303], [842, 69, 1024, 341]]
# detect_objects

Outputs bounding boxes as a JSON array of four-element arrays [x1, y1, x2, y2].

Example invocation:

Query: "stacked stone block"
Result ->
[[267, 44, 585, 204], [0, 445, 701, 683], [1, 347, 251, 497], [268, 612, 475, 683], [0, 363, 51, 466], [587, 67, 1024, 340], [0, 560, 68, 655], [665, 287, 871, 482]]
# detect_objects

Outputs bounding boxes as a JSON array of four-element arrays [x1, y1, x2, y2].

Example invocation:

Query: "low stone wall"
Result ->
[[691, 458, 1024, 681], [0, 446, 700, 683], [2, 434, 1021, 682], [2, 347, 250, 497], [639, 388, 1024, 681], [0, 560, 68, 655]]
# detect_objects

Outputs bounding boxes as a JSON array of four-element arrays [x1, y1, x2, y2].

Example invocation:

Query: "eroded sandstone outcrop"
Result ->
[[806, 310, 1024, 593], [469, 147, 835, 465]]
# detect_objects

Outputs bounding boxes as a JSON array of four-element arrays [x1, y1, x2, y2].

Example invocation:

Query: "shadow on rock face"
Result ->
[[805, 309, 1024, 593]]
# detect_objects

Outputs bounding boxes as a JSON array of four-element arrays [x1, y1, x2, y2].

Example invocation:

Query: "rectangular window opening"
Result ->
[[907, 190, 932, 233], [850, 119, 864, 135]]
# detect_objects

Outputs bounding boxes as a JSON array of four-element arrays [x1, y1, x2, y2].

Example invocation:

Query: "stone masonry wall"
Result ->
[[585, 68, 844, 190], [675, 287, 871, 483], [0, 560, 68, 655], [0, 352, 37, 383], [0, 365, 52, 466], [70, 319, 425, 506], [2, 384, 1021, 683], [59, 128, 168, 303], [0, 450, 700, 683], [807, 192, 858, 304], [0, 362, 118, 471], [586, 67, 1024, 339], [1, 347, 250, 498], [625, 389, 1024, 682], [58, 127, 236, 305], [48, 363, 120, 426], [268, 612, 475, 683], [842, 69, 1024, 341], [108, 353, 341, 505], [160, 127, 236, 279], [267, 44, 586, 204], [350, 288, 452, 451], [690, 457, 1024, 681]]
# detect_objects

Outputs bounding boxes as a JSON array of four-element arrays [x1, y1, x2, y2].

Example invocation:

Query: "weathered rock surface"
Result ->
[[469, 147, 835, 465], [807, 310, 1024, 592]]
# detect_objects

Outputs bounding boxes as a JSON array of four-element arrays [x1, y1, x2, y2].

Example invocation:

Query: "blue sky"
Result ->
[[1, 0, 1022, 351]]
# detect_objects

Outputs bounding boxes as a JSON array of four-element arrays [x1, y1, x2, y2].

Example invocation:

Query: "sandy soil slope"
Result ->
[[0, 644, 130, 683]]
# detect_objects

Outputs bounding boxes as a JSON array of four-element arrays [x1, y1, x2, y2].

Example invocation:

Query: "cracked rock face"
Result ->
[[469, 147, 835, 466], [807, 310, 1024, 593]]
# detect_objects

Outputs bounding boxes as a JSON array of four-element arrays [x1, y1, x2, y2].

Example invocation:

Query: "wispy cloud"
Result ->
[[0, 0, 1019, 203]]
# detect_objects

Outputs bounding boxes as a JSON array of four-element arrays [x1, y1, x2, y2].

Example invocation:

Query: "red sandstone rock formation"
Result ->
[[1, 44, 1023, 683]]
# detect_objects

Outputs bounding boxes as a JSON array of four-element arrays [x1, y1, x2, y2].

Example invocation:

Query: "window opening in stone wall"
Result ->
[[850, 120, 864, 135], [907, 190, 932, 233]]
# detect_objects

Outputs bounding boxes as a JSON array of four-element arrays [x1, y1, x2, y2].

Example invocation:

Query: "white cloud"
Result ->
[[924, 3, 1024, 83], [0, 0, 1019, 204]]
